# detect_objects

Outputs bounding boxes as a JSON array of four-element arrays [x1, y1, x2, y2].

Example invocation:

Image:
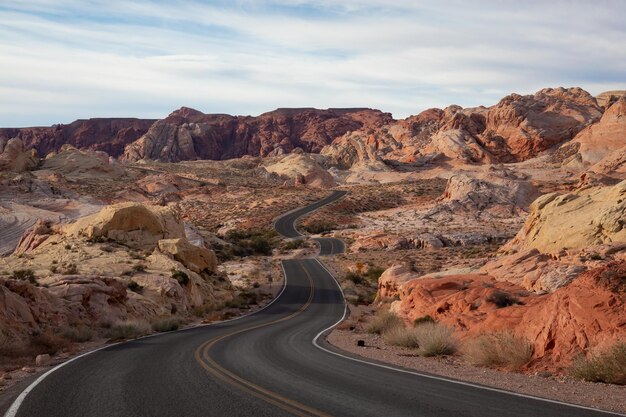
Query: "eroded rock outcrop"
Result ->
[[122, 107, 393, 162], [0, 138, 38, 172], [263, 153, 335, 188]]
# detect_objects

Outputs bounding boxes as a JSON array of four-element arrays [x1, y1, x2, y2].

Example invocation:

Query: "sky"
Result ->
[[1, 0, 625, 127]]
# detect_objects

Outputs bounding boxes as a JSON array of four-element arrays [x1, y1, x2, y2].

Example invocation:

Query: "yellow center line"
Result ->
[[194, 263, 334, 417]]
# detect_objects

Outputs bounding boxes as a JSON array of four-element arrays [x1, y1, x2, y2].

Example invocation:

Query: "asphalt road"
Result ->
[[6, 190, 621, 417]]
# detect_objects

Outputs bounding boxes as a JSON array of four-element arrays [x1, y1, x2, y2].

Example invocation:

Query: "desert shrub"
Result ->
[[11, 269, 36, 284], [224, 229, 278, 256], [127, 280, 144, 293], [29, 331, 68, 355], [132, 264, 146, 273], [239, 290, 258, 305], [62, 263, 78, 275], [301, 220, 337, 234], [151, 318, 181, 333], [250, 235, 273, 255], [463, 332, 533, 370], [49, 265, 58, 273], [171, 269, 189, 286], [366, 310, 403, 335], [486, 291, 521, 308], [108, 320, 150, 340], [283, 238, 306, 250], [345, 272, 364, 285], [60, 325, 94, 343], [413, 315, 435, 326], [364, 267, 385, 282], [383, 325, 420, 348], [569, 342, 626, 384], [413, 322, 456, 356]]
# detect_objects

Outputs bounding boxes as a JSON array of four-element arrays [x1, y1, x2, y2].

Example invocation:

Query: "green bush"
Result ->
[[171, 269, 189, 286], [11, 269, 37, 284], [364, 267, 385, 282], [570, 342, 626, 384]]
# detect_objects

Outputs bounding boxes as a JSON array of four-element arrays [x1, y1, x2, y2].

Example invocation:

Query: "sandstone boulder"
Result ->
[[158, 238, 217, 274], [263, 153, 335, 188], [505, 180, 626, 254], [65, 202, 185, 248]]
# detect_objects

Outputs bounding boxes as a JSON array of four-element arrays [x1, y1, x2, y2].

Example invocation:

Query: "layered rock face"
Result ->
[[122, 107, 393, 162], [1, 202, 227, 342], [559, 96, 626, 171], [479, 87, 602, 161], [324, 87, 604, 167], [0, 118, 155, 158]]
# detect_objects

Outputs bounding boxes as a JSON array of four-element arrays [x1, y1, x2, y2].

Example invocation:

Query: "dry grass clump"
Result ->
[[383, 325, 419, 348], [108, 320, 150, 340], [382, 321, 456, 356], [412, 323, 457, 356], [569, 342, 626, 385], [463, 331, 533, 370], [151, 317, 181, 333], [366, 310, 403, 335], [60, 325, 94, 343]]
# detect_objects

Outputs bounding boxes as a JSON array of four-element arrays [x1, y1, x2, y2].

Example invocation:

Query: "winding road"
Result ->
[[5, 190, 621, 417]]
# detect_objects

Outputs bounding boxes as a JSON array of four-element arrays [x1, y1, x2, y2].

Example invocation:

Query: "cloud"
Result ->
[[0, 0, 625, 126]]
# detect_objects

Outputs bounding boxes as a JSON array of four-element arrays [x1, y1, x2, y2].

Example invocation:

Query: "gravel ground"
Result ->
[[327, 328, 626, 415]]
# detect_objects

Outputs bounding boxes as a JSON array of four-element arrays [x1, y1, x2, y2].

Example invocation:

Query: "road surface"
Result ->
[[5, 190, 620, 417]]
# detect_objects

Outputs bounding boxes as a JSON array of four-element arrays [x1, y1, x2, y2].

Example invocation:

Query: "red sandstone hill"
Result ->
[[121, 107, 394, 162], [0, 118, 156, 158]]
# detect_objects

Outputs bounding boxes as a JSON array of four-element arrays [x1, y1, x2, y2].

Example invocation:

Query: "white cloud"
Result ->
[[0, 0, 624, 126]]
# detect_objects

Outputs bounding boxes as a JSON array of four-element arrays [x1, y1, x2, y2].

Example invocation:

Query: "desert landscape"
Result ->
[[0, 86, 625, 414]]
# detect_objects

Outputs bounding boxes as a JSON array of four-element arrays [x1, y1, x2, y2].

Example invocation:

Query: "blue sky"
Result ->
[[1, 0, 625, 126]]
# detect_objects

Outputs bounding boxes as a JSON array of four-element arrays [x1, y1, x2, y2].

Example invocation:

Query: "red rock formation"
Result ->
[[480, 87, 602, 161], [122, 107, 394, 162], [383, 262, 625, 370], [0, 118, 155, 158]]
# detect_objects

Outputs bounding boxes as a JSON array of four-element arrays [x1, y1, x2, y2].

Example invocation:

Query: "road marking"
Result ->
[[311, 258, 626, 417], [2, 265, 289, 417], [195, 262, 333, 417]]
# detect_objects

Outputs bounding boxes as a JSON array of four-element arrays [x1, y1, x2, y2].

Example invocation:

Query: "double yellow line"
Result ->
[[194, 263, 333, 417]]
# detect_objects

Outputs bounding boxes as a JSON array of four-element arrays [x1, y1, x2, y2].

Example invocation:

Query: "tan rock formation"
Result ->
[[157, 238, 217, 274], [263, 153, 335, 188], [65, 202, 185, 249], [40, 145, 124, 179], [505, 180, 626, 254]]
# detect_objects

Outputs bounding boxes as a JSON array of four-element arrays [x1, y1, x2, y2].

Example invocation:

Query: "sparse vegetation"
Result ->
[[486, 290, 521, 308], [108, 320, 150, 340], [412, 322, 456, 356], [11, 269, 37, 284], [127, 280, 144, 293], [151, 317, 181, 333], [366, 310, 403, 335], [463, 332, 533, 370], [60, 325, 94, 343], [569, 342, 626, 384], [383, 325, 419, 348], [283, 238, 306, 251], [224, 229, 278, 256], [413, 315, 435, 326], [300, 220, 337, 234], [62, 263, 78, 275], [29, 331, 68, 355], [132, 264, 146, 273], [171, 269, 189, 285]]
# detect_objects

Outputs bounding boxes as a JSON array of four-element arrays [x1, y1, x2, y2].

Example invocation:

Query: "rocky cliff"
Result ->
[[122, 107, 393, 162]]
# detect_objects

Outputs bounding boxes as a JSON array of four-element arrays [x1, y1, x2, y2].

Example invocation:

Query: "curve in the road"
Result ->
[[5, 190, 623, 417]]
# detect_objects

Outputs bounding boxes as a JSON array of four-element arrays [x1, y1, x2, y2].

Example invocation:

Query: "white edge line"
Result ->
[[3, 266, 289, 417], [310, 258, 626, 417]]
